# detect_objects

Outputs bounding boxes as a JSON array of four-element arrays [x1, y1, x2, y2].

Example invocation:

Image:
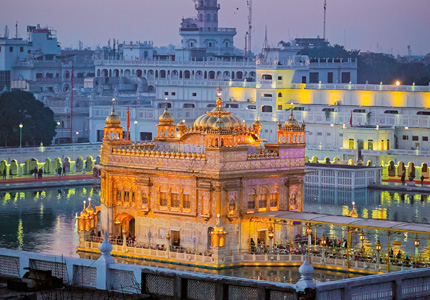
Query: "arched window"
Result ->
[[248, 189, 256, 210], [278, 92, 282, 98]]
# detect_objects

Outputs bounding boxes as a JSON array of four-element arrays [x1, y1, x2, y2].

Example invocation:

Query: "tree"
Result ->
[[299, 44, 360, 60], [0, 90, 57, 147]]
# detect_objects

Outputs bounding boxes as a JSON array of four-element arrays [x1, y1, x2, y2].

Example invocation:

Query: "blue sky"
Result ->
[[1, 0, 429, 55]]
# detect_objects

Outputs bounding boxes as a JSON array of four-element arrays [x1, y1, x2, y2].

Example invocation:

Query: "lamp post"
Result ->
[[166, 233, 171, 256], [359, 229, 365, 252], [268, 225, 274, 253], [375, 239, 381, 269], [306, 223, 313, 255], [414, 234, 420, 258], [320, 233, 327, 264], [19, 123, 23, 152], [56, 121, 61, 142], [134, 120, 138, 142]]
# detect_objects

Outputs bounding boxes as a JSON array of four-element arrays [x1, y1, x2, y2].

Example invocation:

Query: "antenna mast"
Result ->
[[247, 0, 252, 57], [323, 0, 327, 41]]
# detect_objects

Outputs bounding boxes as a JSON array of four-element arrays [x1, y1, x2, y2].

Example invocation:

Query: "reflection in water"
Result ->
[[5, 184, 428, 281], [304, 186, 430, 224], [0, 187, 100, 257]]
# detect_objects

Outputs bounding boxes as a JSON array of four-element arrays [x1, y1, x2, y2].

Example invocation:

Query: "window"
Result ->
[[258, 193, 266, 209], [402, 135, 409, 140], [301, 76, 306, 83], [20, 47, 23, 52], [341, 72, 350, 83], [142, 193, 148, 205], [423, 136, 428, 142], [349, 139, 354, 149], [192, 92, 197, 97], [0, 46, 1, 52], [183, 193, 190, 209], [248, 193, 256, 210], [293, 107, 305, 111], [164, 92, 168, 96], [368, 140, 373, 150], [116, 191, 122, 203], [322, 108, 335, 112], [278, 92, 282, 97], [309, 72, 319, 83], [140, 132, 152, 141], [124, 191, 130, 202], [9, 46, 13, 52], [97, 130, 104, 142], [160, 191, 168, 206], [412, 136, 419, 141], [171, 193, 180, 207], [417, 111, 430, 115], [317, 132, 322, 136], [261, 74, 272, 80], [308, 132, 313, 135], [172, 92, 176, 96], [262, 93, 272, 97], [353, 109, 366, 113], [270, 192, 278, 208], [327, 133, 331, 136], [261, 105, 272, 112], [278, 76, 282, 81], [339, 133, 343, 137], [384, 110, 399, 114], [277, 105, 283, 110], [327, 72, 333, 83]]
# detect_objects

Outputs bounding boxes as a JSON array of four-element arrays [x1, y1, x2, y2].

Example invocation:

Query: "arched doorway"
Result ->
[[114, 213, 135, 242]]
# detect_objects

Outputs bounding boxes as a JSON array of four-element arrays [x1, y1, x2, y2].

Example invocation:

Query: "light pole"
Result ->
[[56, 122, 61, 143], [268, 225, 274, 253], [19, 123, 23, 152], [359, 229, 365, 252], [414, 234, 420, 258], [166, 233, 171, 256], [306, 223, 313, 255], [375, 239, 381, 269], [320, 233, 327, 264], [134, 120, 138, 142]]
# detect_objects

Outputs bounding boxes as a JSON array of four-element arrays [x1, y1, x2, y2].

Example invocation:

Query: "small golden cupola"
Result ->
[[104, 98, 123, 140], [253, 116, 262, 136], [277, 108, 306, 144], [156, 98, 176, 139]]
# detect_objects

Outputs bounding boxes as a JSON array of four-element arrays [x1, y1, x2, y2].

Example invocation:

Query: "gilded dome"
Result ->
[[159, 104, 174, 125], [105, 109, 121, 128], [193, 88, 242, 129], [284, 108, 299, 127]]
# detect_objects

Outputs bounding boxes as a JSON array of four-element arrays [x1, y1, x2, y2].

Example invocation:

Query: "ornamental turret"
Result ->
[[253, 116, 262, 136], [103, 98, 123, 140], [277, 109, 306, 144], [156, 98, 176, 139]]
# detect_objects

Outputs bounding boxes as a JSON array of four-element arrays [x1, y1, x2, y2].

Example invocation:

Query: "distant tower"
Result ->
[[195, 0, 220, 31]]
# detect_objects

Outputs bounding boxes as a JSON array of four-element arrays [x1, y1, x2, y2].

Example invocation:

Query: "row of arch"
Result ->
[[97, 68, 256, 81], [0, 156, 99, 176], [305, 156, 430, 179]]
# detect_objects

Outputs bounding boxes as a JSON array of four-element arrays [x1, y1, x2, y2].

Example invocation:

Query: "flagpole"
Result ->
[[70, 64, 74, 141], [127, 107, 130, 140]]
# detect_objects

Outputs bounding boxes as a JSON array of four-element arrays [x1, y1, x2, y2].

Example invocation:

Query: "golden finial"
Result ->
[[349, 201, 358, 218], [112, 98, 116, 112], [216, 87, 223, 108]]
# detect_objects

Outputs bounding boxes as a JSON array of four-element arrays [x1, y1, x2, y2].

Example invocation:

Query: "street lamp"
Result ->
[[134, 120, 138, 142], [359, 229, 365, 251], [19, 123, 23, 151], [268, 225, 274, 253], [320, 233, 327, 264], [306, 223, 313, 254], [75, 131, 79, 143], [414, 234, 420, 258], [166, 233, 171, 255], [375, 239, 381, 269]]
